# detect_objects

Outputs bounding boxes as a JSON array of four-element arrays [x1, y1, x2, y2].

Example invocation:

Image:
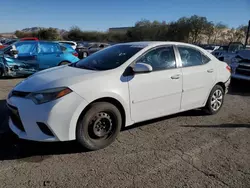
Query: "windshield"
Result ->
[[73, 44, 145, 70]]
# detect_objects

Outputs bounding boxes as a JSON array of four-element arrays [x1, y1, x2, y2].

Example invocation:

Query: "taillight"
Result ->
[[72, 52, 78, 57], [226, 65, 231, 72]]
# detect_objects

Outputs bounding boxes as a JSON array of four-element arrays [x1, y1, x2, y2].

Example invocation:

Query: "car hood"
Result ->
[[14, 65, 97, 92]]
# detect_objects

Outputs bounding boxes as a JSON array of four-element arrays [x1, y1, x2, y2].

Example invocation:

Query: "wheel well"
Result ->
[[58, 60, 71, 66], [77, 97, 126, 128], [216, 82, 226, 92]]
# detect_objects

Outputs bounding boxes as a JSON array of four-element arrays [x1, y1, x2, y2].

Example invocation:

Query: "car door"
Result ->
[[176, 45, 216, 111], [128, 46, 183, 123], [37, 42, 63, 70], [13, 42, 39, 70]]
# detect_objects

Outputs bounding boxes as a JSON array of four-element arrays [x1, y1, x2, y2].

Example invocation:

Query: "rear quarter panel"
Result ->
[[62, 53, 79, 63], [215, 60, 231, 83]]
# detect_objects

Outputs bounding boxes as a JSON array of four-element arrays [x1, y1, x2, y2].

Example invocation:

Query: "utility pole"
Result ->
[[244, 20, 250, 46]]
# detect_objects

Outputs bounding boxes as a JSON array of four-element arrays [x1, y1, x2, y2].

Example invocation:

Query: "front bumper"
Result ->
[[7, 92, 88, 142], [3, 65, 37, 77]]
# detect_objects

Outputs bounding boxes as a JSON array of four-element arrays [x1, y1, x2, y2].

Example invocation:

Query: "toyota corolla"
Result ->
[[7, 42, 231, 150]]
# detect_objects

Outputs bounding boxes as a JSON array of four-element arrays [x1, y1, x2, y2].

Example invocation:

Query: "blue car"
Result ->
[[0, 41, 79, 77]]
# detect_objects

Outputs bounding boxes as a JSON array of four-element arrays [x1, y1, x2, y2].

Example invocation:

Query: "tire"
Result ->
[[76, 102, 122, 150], [59, 61, 70, 66], [204, 85, 225, 115]]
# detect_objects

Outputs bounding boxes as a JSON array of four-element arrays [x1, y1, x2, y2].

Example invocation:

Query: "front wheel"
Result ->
[[76, 102, 122, 150], [204, 85, 225, 115]]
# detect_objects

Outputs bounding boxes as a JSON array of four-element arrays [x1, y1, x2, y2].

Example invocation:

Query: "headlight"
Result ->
[[27, 87, 72, 104]]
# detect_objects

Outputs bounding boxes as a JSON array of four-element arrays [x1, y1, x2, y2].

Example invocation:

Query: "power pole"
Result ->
[[244, 20, 250, 46]]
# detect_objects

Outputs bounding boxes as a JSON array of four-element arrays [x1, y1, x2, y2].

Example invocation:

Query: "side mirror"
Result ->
[[133, 63, 152, 73]]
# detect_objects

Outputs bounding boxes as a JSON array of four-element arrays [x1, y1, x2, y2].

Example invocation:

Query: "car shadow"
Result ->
[[228, 79, 250, 96]]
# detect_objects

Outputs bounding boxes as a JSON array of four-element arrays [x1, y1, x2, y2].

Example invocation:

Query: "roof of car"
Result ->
[[120, 41, 201, 48]]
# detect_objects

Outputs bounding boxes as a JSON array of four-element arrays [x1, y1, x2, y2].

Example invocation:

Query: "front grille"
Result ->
[[7, 103, 25, 132], [11, 90, 30, 98]]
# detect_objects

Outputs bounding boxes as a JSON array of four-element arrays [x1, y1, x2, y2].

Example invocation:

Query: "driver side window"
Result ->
[[136, 46, 176, 71]]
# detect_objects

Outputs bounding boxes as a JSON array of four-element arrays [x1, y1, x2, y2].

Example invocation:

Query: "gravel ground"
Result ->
[[0, 78, 249, 188]]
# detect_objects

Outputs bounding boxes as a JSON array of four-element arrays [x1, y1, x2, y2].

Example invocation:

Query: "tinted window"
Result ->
[[15, 42, 37, 54], [39, 43, 61, 53], [178, 47, 203, 67], [74, 44, 145, 70], [136, 47, 176, 71]]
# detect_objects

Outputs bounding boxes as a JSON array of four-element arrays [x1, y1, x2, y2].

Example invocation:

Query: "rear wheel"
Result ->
[[204, 85, 225, 115], [76, 102, 122, 150]]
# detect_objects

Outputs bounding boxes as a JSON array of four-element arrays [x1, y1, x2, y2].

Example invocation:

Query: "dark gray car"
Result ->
[[76, 42, 110, 59]]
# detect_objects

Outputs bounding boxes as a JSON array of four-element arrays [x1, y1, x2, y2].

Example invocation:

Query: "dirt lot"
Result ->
[[0, 78, 249, 188]]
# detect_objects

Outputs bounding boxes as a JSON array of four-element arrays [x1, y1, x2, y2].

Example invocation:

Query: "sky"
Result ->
[[0, 0, 250, 32]]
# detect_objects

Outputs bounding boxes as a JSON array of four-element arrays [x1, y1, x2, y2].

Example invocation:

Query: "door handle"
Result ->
[[171, 74, 181, 79], [56, 54, 61, 57], [207, 69, 214, 73]]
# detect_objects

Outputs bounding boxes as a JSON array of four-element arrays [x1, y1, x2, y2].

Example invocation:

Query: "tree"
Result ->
[[188, 15, 210, 43], [67, 26, 83, 41], [212, 23, 227, 44], [203, 22, 214, 44], [37, 28, 61, 40]]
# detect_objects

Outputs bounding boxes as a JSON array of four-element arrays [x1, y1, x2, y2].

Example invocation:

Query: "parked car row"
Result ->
[[0, 38, 115, 78], [0, 40, 79, 77]]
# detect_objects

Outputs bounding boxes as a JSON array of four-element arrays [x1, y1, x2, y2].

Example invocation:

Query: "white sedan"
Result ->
[[7, 42, 231, 150]]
